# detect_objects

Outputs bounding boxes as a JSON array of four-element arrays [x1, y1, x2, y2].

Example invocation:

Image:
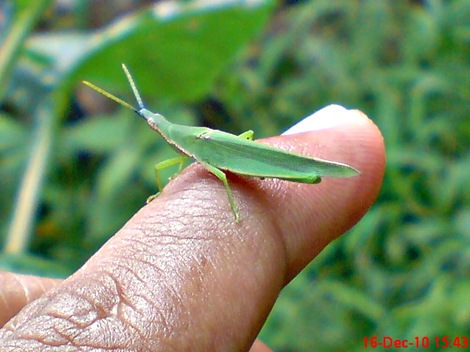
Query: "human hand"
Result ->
[[0, 105, 385, 351]]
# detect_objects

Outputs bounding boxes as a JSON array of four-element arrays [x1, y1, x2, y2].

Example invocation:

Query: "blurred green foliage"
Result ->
[[1, 0, 469, 351]]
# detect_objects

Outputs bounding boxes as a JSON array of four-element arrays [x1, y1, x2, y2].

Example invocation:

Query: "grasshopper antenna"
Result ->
[[82, 64, 148, 121], [82, 65, 138, 113], [81, 80, 137, 112], [121, 64, 145, 110]]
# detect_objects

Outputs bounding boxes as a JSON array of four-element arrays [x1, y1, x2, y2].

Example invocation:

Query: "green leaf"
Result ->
[[61, 114, 130, 155], [28, 0, 275, 102], [0, 253, 71, 278]]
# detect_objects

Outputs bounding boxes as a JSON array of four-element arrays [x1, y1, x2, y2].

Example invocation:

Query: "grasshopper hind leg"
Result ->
[[200, 162, 240, 222], [238, 130, 254, 140]]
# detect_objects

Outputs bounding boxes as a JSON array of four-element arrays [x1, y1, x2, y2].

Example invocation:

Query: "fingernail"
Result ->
[[282, 104, 354, 135]]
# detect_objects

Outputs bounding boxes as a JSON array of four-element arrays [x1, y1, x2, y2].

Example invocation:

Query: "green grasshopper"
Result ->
[[83, 64, 359, 222]]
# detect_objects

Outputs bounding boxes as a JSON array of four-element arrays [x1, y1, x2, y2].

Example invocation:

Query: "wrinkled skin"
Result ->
[[0, 107, 385, 351]]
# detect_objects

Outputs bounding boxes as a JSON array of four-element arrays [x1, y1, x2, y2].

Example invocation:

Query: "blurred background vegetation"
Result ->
[[1, 0, 469, 350]]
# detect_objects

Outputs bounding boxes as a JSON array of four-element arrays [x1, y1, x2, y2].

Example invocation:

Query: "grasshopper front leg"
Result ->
[[147, 155, 188, 203]]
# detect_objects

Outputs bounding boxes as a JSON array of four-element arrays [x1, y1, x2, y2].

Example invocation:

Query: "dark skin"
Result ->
[[0, 108, 385, 351]]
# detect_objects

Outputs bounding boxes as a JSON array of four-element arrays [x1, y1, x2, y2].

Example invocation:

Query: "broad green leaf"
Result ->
[[27, 0, 274, 102]]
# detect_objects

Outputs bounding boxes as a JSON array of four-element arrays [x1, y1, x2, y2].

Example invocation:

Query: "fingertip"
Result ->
[[247, 106, 385, 278], [283, 104, 356, 135]]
